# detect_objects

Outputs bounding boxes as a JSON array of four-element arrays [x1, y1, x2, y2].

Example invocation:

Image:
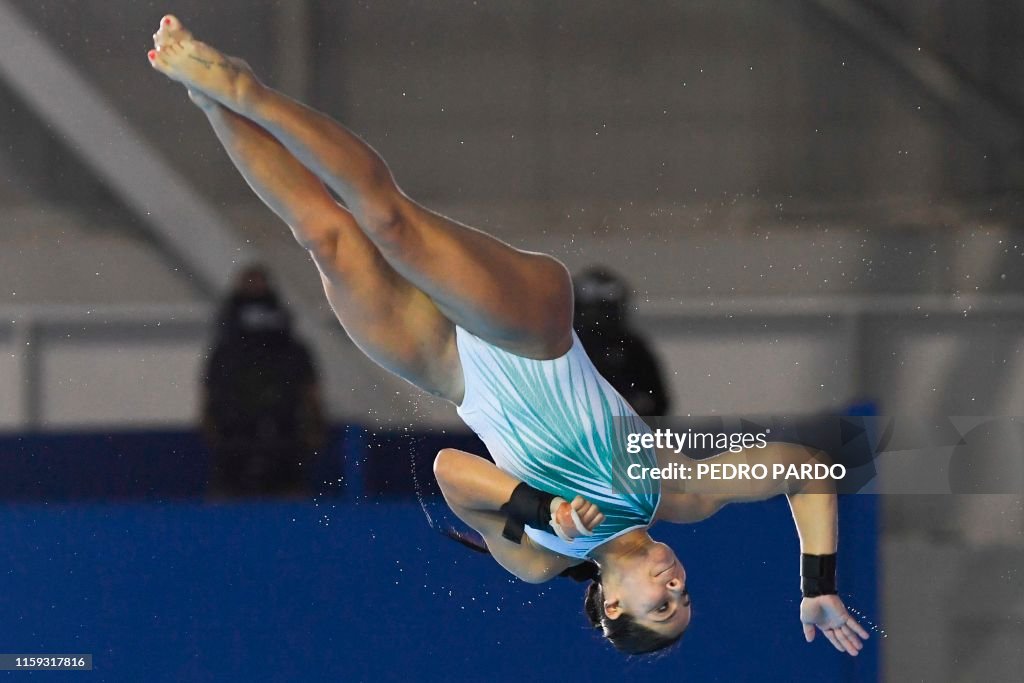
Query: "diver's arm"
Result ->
[[787, 474, 837, 554], [667, 443, 869, 655], [451, 506, 575, 583], [784, 460, 870, 655], [657, 442, 828, 507], [660, 442, 841, 554], [433, 448, 598, 583], [685, 442, 839, 552], [656, 442, 826, 522]]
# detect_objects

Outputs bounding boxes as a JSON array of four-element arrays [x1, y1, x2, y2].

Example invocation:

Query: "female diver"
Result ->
[[148, 15, 869, 656]]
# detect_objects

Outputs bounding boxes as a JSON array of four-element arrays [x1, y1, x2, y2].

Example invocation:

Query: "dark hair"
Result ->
[[584, 578, 684, 655], [440, 530, 682, 655]]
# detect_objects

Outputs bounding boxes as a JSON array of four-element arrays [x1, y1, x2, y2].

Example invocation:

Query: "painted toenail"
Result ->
[[148, 49, 157, 60], [163, 17, 172, 27]]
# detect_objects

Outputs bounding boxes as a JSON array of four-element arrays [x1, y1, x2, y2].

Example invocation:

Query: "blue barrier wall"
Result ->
[[1, 503, 877, 681], [0, 431, 878, 681], [0, 428, 488, 501]]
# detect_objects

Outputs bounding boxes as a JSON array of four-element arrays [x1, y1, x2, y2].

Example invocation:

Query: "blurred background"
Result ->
[[1, 0, 1022, 680]]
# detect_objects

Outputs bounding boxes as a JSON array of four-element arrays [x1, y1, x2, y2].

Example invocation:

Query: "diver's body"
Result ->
[[148, 14, 868, 656], [454, 324, 660, 559]]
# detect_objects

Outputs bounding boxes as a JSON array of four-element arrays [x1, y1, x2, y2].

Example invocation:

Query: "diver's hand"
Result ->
[[800, 595, 870, 656], [551, 496, 605, 540]]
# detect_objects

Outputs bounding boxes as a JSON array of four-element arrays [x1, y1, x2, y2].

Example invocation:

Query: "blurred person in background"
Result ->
[[200, 264, 326, 498], [574, 266, 671, 416]]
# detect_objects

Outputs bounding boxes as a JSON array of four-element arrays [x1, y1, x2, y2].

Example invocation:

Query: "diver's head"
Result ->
[[586, 533, 690, 654]]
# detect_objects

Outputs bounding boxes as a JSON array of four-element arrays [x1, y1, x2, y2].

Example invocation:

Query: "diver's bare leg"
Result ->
[[153, 22, 457, 398], [149, 16, 572, 359]]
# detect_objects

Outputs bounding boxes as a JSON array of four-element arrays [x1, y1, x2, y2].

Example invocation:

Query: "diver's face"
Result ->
[[603, 542, 691, 637]]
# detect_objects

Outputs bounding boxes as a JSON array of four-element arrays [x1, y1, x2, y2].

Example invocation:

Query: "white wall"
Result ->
[[40, 333, 207, 428], [651, 316, 856, 415], [6, 294, 1024, 432]]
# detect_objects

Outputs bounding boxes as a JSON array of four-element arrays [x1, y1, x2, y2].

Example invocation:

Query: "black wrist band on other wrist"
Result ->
[[801, 553, 838, 597], [500, 482, 556, 544]]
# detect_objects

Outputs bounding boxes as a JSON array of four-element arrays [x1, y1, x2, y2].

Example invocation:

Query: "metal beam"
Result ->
[[0, 0, 255, 295], [271, 0, 315, 103], [804, 0, 1024, 165]]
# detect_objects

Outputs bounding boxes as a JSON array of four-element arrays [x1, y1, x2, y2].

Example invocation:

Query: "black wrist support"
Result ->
[[801, 553, 838, 598], [500, 482, 556, 544]]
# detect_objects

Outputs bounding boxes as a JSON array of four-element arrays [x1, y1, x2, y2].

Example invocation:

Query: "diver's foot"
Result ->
[[186, 88, 216, 110], [188, 57, 254, 111], [151, 16, 216, 110], [147, 15, 257, 107], [152, 13, 191, 50]]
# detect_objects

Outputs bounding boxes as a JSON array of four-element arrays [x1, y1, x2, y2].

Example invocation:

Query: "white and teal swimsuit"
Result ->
[[455, 325, 661, 560]]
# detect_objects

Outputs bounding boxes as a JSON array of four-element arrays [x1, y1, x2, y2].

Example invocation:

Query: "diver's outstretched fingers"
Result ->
[[838, 623, 864, 652], [847, 616, 870, 640], [833, 627, 860, 656], [821, 627, 845, 653]]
